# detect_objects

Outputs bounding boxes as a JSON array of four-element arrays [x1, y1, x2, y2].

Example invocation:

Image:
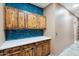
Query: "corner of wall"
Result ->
[[0, 3, 5, 46]]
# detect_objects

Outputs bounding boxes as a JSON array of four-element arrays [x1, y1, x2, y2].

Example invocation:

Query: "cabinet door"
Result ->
[[0, 50, 4, 56], [35, 44, 43, 56], [28, 14, 38, 29], [35, 40, 50, 56], [38, 16, 46, 29], [23, 48, 34, 56], [5, 7, 18, 29], [42, 41, 50, 56], [18, 10, 25, 29]]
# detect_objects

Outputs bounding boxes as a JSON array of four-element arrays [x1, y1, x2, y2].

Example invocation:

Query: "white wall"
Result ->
[[44, 4, 56, 55], [73, 18, 78, 42], [0, 3, 5, 46], [44, 4, 77, 55]]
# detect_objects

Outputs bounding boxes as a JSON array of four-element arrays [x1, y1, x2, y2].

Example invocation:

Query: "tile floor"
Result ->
[[59, 41, 79, 56]]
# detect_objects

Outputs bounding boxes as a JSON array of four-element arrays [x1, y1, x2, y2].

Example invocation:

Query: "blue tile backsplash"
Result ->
[[5, 29, 43, 41], [5, 3, 44, 41]]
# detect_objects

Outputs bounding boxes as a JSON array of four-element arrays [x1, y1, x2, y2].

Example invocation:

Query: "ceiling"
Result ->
[[32, 3, 50, 8], [61, 3, 79, 18], [32, 3, 79, 18]]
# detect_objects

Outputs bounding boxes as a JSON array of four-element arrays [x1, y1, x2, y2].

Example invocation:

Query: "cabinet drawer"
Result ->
[[9, 51, 22, 56], [4, 46, 21, 55], [35, 41, 44, 45], [35, 40, 49, 45], [22, 44, 34, 49]]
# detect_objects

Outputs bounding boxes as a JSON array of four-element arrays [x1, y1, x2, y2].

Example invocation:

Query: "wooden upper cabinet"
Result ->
[[38, 16, 46, 29], [5, 7, 18, 29], [18, 10, 25, 29], [5, 7, 46, 29], [27, 14, 38, 29]]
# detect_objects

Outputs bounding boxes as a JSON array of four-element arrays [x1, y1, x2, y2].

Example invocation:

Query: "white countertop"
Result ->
[[0, 36, 51, 50]]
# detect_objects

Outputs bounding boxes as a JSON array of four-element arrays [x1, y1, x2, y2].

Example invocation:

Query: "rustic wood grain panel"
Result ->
[[0, 50, 4, 56], [24, 13, 28, 28], [42, 40, 50, 56], [5, 7, 18, 29], [23, 48, 34, 56], [18, 10, 25, 29], [9, 51, 22, 56], [28, 14, 38, 29], [38, 16, 46, 29], [4, 46, 21, 55], [35, 44, 43, 56]]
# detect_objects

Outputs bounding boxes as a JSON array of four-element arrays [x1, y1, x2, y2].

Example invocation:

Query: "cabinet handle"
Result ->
[[56, 33, 58, 36]]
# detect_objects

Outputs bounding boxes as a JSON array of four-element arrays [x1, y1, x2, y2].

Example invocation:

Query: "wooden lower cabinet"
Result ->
[[0, 39, 50, 56]]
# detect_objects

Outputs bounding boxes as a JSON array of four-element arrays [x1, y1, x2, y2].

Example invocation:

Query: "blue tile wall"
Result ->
[[5, 3, 43, 15], [5, 3, 44, 41], [5, 29, 43, 41]]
